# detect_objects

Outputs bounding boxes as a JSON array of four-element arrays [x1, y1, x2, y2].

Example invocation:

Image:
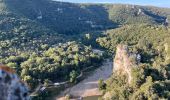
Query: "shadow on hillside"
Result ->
[[5, 0, 118, 34]]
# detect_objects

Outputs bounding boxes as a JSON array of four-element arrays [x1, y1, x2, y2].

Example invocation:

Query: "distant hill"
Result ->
[[4, 0, 116, 34], [4, 0, 170, 34], [0, 0, 169, 55], [105, 4, 170, 25]]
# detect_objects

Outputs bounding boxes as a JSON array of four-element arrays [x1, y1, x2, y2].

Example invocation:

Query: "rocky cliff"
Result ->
[[113, 44, 141, 83], [0, 65, 29, 100]]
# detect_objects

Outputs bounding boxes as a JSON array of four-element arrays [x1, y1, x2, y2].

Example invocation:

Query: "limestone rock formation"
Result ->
[[0, 65, 29, 100], [113, 44, 141, 83]]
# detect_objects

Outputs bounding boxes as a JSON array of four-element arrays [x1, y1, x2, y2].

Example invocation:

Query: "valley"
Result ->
[[0, 0, 169, 100]]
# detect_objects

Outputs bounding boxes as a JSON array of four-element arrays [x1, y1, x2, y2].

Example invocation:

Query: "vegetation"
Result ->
[[105, 4, 169, 25], [3, 0, 170, 34], [0, 41, 102, 89], [97, 25, 170, 99], [0, 0, 170, 99], [4, 0, 116, 34], [0, 1, 64, 56], [69, 70, 78, 83], [98, 79, 106, 91]]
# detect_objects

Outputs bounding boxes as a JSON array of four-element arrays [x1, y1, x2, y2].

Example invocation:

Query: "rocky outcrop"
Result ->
[[0, 65, 29, 100], [113, 44, 141, 83]]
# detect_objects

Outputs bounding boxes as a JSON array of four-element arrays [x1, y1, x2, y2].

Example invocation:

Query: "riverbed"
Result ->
[[57, 59, 113, 100]]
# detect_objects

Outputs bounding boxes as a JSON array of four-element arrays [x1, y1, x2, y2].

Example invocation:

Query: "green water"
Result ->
[[83, 95, 101, 100]]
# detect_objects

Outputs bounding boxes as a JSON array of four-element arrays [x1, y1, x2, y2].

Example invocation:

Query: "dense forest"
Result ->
[[0, 41, 102, 90], [97, 25, 170, 99], [0, 0, 170, 99], [4, 0, 170, 34]]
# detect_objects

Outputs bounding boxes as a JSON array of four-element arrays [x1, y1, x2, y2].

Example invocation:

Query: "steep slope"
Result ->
[[5, 0, 116, 34], [4, 0, 170, 34], [105, 4, 170, 25], [0, 0, 64, 56], [98, 25, 170, 99], [113, 44, 140, 84]]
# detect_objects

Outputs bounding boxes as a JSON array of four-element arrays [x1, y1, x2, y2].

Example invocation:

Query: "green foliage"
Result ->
[[3, 0, 170, 35], [0, 12, 63, 56], [4, 0, 116, 34], [98, 24, 170, 99], [106, 5, 155, 25], [98, 79, 106, 90], [0, 41, 102, 90], [0, 0, 170, 98], [44, 79, 51, 87], [104, 74, 131, 99], [69, 70, 78, 83]]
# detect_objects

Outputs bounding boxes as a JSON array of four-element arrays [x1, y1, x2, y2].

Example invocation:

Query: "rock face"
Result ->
[[0, 65, 29, 100], [113, 44, 140, 83]]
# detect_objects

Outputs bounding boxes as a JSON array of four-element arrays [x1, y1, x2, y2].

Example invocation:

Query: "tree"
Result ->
[[7, 62, 18, 69], [98, 79, 106, 90], [41, 44, 49, 50], [44, 79, 51, 87], [69, 70, 78, 83]]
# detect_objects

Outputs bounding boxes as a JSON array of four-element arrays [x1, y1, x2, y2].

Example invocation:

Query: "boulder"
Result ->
[[113, 44, 140, 83], [0, 65, 29, 100]]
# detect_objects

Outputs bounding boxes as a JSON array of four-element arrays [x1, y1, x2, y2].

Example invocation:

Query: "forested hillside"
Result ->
[[97, 25, 170, 99], [0, 0, 170, 99], [2, 0, 169, 58], [4, 0, 170, 34], [4, 0, 116, 34], [0, 0, 64, 57], [105, 4, 169, 25]]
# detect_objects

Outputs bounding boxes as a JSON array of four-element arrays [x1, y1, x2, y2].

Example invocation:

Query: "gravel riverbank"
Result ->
[[57, 59, 113, 100]]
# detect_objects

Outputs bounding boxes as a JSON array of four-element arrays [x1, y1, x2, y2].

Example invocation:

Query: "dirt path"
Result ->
[[57, 59, 113, 100]]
